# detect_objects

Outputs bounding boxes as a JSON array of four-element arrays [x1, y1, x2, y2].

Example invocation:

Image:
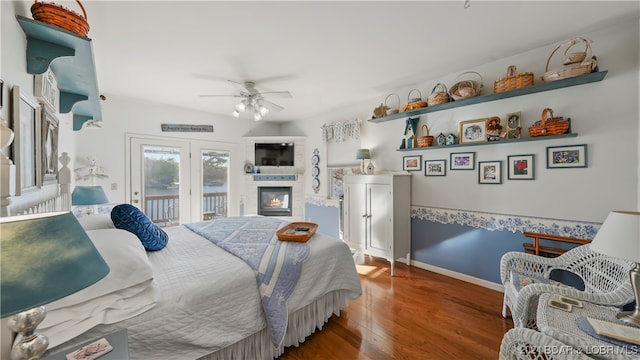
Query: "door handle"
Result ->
[[133, 199, 139, 204]]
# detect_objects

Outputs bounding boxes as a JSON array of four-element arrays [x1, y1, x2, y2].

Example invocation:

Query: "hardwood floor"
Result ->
[[280, 256, 514, 360]]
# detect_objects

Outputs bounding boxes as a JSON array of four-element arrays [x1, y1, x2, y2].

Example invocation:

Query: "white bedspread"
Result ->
[[48, 223, 362, 360]]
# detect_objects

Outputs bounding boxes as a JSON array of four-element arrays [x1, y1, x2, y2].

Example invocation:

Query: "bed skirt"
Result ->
[[198, 289, 352, 360]]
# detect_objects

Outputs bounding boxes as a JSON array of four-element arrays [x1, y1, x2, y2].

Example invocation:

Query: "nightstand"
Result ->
[[41, 329, 128, 360]]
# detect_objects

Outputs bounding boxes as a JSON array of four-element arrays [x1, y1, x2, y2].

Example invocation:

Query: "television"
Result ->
[[255, 143, 295, 166]]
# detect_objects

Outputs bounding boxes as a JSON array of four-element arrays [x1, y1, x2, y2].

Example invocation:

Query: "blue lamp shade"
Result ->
[[0, 211, 110, 317], [72, 185, 109, 206], [356, 149, 371, 160]]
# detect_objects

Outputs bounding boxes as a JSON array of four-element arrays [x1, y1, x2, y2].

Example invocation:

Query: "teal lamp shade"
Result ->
[[0, 211, 110, 317], [356, 149, 371, 160], [72, 185, 108, 206]]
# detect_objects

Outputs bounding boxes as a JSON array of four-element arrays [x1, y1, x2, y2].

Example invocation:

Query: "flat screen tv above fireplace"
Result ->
[[255, 143, 294, 166]]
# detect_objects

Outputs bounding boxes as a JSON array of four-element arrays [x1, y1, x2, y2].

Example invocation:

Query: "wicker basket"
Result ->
[[31, 0, 89, 37], [494, 65, 534, 93], [402, 89, 428, 112], [385, 93, 400, 115], [427, 83, 450, 106], [417, 124, 434, 147], [542, 37, 596, 82], [449, 71, 483, 101], [528, 108, 570, 137]]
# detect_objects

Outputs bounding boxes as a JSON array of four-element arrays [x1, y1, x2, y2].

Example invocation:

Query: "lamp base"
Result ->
[[8, 306, 49, 360], [617, 263, 640, 327], [616, 310, 640, 327]]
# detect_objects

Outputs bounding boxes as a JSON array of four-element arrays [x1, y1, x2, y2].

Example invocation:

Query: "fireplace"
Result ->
[[258, 186, 292, 217]]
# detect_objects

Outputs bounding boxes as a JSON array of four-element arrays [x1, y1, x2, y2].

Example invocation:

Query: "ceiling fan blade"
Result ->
[[199, 94, 243, 98], [259, 99, 284, 112], [256, 90, 292, 98]]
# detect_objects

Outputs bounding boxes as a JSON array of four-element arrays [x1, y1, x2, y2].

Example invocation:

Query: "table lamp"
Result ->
[[0, 211, 110, 360], [356, 149, 371, 174], [72, 185, 108, 215], [589, 210, 640, 326]]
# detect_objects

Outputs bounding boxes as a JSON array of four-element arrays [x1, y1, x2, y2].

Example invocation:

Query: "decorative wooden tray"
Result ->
[[276, 222, 318, 242]]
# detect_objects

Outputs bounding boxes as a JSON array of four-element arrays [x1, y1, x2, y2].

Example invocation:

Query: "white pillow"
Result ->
[[77, 214, 115, 230], [44, 228, 154, 310]]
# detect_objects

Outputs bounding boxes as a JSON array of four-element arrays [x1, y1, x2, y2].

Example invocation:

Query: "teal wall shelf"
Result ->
[[16, 15, 102, 131], [370, 71, 607, 123], [397, 133, 578, 152]]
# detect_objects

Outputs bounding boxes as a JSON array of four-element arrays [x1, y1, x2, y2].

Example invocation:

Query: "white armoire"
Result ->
[[343, 173, 411, 275]]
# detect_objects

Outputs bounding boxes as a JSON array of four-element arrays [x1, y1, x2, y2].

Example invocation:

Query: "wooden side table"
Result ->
[[41, 329, 128, 360], [537, 293, 638, 359]]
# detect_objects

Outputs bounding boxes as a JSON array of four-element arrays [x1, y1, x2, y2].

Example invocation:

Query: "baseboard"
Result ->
[[410, 259, 504, 293]]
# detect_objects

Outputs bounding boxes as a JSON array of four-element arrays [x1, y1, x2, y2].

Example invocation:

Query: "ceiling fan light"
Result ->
[[235, 102, 246, 112], [259, 105, 269, 116], [232, 110, 240, 118], [253, 112, 262, 121]]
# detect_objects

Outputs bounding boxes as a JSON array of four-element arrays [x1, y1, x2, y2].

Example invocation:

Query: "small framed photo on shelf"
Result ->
[[478, 160, 502, 184], [507, 154, 535, 180], [424, 159, 446, 176], [403, 155, 422, 171], [450, 152, 475, 170], [546, 144, 588, 168], [459, 118, 487, 144]]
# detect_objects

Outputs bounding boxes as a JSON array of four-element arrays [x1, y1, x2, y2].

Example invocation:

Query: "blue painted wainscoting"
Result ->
[[411, 206, 601, 285]]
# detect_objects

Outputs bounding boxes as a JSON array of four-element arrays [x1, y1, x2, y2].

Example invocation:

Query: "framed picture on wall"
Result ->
[[11, 85, 42, 195], [459, 118, 487, 144], [41, 108, 59, 185], [403, 155, 422, 171], [478, 160, 502, 184], [546, 144, 588, 168], [507, 154, 534, 180], [424, 159, 446, 176], [450, 152, 475, 170]]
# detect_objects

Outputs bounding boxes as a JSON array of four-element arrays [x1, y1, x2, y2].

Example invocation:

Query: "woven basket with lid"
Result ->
[[528, 108, 570, 137], [31, 0, 89, 37], [427, 83, 450, 106]]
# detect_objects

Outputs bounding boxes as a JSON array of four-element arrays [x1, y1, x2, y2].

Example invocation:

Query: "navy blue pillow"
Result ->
[[111, 204, 168, 251]]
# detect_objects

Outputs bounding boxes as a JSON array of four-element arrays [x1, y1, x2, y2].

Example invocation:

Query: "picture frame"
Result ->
[[546, 144, 588, 168], [0, 78, 4, 109], [507, 154, 535, 180], [478, 160, 502, 184], [506, 111, 521, 139], [424, 159, 446, 176], [459, 118, 487, 144], [11, 85, 42, 195], [403, 155, 422, 171], [41, 108, 59, 185], [450, 151, 476, 170]]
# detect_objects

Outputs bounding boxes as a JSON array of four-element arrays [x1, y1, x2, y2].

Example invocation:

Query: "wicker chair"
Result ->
[[500, 244, 635, 328], [499, 328, 595, 360]]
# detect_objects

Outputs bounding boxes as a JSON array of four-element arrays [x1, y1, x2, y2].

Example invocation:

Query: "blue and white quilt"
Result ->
[[184, 216, 310, 347]]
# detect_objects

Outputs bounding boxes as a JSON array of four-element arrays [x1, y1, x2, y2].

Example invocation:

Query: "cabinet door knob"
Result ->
[[362, 214, 368, 218]]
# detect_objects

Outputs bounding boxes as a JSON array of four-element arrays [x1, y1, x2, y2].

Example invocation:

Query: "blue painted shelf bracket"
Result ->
[[16, 15, 103, 130]]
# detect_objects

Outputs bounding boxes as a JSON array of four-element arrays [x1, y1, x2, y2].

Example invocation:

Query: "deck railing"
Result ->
[[145, 192, 227, 226]]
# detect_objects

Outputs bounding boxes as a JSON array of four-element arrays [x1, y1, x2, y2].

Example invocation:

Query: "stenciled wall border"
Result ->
[[411, 205, 601, 240]]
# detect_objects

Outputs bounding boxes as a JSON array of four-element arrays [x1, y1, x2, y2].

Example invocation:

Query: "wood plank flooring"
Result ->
[[280, 256, 513, 359]]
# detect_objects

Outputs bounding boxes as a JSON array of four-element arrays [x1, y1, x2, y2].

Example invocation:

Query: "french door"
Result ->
[[129, 137, 191, 226], [128, 135, 233, 226]]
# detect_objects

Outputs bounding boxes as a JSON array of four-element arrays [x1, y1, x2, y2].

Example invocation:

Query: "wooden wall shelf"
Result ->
[[397, 133, 578, 152], [16, 15, 102, 131], [369, 71, 607, 123]]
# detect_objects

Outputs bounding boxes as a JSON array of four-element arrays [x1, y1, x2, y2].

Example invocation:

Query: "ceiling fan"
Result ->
[[200, 80, 292, 121]]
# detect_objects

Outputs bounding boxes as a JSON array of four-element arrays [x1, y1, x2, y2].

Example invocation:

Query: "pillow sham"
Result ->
[[78, 214, 115, 230], [45, 228, 155, 310], [111, 204, 168, 251]]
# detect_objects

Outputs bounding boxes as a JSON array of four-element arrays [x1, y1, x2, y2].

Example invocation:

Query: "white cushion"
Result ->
[[40, 228, 158, 347], [77, 214, 115, 231]]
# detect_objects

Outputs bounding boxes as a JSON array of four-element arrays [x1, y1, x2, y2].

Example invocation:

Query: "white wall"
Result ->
[[285, 17, 640, 223]]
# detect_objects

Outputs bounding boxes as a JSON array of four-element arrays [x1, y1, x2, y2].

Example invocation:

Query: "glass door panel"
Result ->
[[201, 150, 229, 220]]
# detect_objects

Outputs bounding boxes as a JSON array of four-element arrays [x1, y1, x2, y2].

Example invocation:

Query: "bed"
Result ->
[[38, 214, 363, 360]]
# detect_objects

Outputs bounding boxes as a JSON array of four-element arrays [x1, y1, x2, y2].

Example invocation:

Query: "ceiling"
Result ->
[[75, 1, 638, 122]]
